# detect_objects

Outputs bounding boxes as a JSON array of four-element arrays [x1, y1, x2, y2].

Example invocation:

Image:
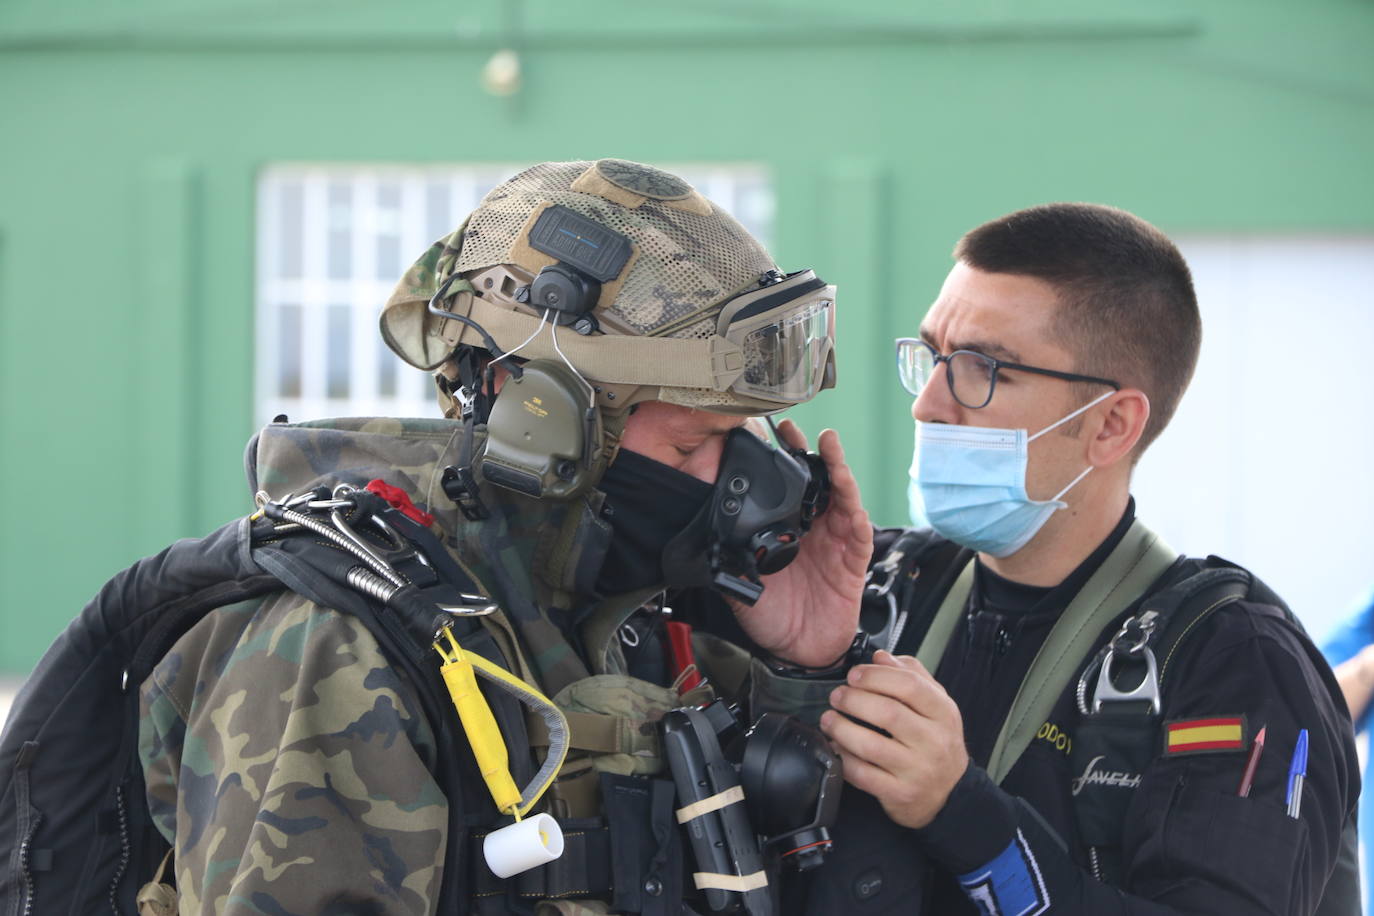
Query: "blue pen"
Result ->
[[1285, 729, 1309, 819]]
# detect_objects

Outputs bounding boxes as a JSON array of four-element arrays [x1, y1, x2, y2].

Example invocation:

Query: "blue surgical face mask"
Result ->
[[906, 391, 1113, 557]]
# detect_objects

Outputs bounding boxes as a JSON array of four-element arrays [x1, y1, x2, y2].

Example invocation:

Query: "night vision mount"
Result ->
[[520, 204, 634, 333]]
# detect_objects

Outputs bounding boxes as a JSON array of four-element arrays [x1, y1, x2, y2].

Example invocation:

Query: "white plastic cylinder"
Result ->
[[482, 813, 565, 878]]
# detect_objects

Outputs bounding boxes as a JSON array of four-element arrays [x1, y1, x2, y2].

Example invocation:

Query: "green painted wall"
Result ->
[[1, 0, 1371, 672]]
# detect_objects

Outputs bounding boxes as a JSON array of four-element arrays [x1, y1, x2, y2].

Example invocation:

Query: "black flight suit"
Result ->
[[798, 502, 1359, 915]]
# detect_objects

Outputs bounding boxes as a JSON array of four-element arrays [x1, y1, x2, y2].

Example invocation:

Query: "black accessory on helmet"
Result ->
[[527, 264, 601, 332], [528, 204, 634, 282], [522, 205, 634, 331]]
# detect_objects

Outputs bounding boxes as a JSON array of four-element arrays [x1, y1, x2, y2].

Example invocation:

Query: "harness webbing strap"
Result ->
[[526, 709, 659, 757], [986, 520, 1176, 784], [911, 519, 1178, 784], [914, 560, 976, 674]]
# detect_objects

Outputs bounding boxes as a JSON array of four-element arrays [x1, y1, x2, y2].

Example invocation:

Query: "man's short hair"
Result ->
[[954, 203, 1200, 455]]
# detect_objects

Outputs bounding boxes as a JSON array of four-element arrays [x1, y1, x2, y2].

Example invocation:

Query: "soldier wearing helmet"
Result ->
[[134, 159, 872, 914]]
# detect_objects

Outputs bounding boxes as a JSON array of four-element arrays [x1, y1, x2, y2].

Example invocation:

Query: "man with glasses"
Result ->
[[813, 203, 1358, 914]]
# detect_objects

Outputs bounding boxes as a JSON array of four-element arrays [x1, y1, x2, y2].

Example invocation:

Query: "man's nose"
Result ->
[[912, 361, 959, 424]]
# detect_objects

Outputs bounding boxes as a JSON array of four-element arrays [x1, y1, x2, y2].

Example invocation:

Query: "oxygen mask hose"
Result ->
[[432, 626, 570, 877]]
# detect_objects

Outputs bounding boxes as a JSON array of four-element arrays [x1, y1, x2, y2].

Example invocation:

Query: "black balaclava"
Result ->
[[595, 448, 713, 595]]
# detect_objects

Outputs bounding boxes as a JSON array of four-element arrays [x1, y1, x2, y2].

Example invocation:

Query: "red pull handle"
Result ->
[[665, 620, 703, 692]]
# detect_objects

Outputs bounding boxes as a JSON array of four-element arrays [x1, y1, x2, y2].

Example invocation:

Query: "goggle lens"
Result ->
[[736, 298, 833, 401]]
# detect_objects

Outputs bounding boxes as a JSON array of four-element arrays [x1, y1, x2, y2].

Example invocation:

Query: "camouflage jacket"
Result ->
[[137, 417, 836, 915]]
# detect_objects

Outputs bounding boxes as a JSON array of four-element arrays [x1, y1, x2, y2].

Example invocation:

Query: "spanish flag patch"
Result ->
[[1164, 716, 1247, 756]]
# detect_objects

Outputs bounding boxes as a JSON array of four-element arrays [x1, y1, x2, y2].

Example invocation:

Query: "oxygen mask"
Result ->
[[663, 424, 831, 604]]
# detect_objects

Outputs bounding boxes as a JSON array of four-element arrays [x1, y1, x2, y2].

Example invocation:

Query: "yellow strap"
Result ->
[[436, 638, 523, 815], [693, 870, 769, 892], [434, 627, 570, 819], [674, 785, 746, 824]]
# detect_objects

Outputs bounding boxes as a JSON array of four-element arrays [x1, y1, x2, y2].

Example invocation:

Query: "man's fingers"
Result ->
[[833, 747, 901, 799], [827, 686, 925, 749], [876, 650, 926, 674], [845, 663, 949, 718], [817, 429, 854, 490], [813, 428, 872, 557], [820, 710, 912, 775], [775, 417, 810, 451]]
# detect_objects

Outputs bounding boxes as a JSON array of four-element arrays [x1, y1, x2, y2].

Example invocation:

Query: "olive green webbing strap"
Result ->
[[911, 520, 1178, 784], [914, 560, 976, 673], [985, 520, 1177, 783]]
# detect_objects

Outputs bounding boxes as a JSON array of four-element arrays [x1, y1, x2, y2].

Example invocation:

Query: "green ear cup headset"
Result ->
[[426, 204, 629, 505], [479, 359, 607, 501]]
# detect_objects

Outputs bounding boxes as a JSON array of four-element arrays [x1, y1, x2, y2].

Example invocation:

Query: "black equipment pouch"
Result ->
[[468, 776, 686, 915], [1067, 713, 1153, 881], [601, 773, 684, 916]]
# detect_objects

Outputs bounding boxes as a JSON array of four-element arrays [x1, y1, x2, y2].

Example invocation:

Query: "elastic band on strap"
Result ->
[[693, 870, 768, 892], [675, 785, 745, 823]]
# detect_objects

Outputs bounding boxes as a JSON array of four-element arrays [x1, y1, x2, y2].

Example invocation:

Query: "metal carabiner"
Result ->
[[1093, 647, 1161, 714], [437, 603, 498, 619], [864, 549, 904, 600], [1092, 611, 1163, 714]]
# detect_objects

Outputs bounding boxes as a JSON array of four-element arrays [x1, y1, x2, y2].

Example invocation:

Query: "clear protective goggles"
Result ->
[[412, 265, 836, 413], [715, 269, 837, 405]]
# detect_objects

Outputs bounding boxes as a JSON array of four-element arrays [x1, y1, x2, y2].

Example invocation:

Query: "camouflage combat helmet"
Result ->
[[380, 159, 837, 418]]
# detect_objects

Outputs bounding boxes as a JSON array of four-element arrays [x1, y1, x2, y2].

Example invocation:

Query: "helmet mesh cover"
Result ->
[[455, 161, 777, 337]]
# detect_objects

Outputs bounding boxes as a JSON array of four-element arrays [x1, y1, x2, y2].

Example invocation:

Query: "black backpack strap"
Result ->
[[0, 517, 290, 915], [1070, 562, 1252, 884], [859, 527, 973, 657]]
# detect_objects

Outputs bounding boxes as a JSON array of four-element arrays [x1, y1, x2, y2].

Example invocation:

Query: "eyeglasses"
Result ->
[[895, 337, 1120, 410]]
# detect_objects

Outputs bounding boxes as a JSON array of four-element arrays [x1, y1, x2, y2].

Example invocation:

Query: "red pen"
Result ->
[[1237, 724, 1266, 797]]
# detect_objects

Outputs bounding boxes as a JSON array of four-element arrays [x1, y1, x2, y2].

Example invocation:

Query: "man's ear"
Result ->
[[1088, 389, 1150, 469], [489, 362, 511, 394]]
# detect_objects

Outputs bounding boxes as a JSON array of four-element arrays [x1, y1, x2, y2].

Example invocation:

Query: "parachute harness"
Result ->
[[252, 482, 569, 825]]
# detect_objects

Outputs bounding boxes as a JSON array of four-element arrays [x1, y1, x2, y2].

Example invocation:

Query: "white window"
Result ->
[[1132, 235, 1374, 641], [255, 163, 774, 427]]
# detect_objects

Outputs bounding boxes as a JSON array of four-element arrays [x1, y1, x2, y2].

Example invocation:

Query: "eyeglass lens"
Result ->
[[898, 341, 997, 409]]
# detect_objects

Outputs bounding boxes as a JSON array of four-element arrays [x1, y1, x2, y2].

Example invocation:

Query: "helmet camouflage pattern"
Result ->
[[380, 159, 834, 416]]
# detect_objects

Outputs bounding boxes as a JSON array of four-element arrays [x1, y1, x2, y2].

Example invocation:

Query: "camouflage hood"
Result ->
[[247, 416, 631, 693]]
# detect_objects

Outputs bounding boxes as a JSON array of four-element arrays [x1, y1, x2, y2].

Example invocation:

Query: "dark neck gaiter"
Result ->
[[595, 448, 713, 595]]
